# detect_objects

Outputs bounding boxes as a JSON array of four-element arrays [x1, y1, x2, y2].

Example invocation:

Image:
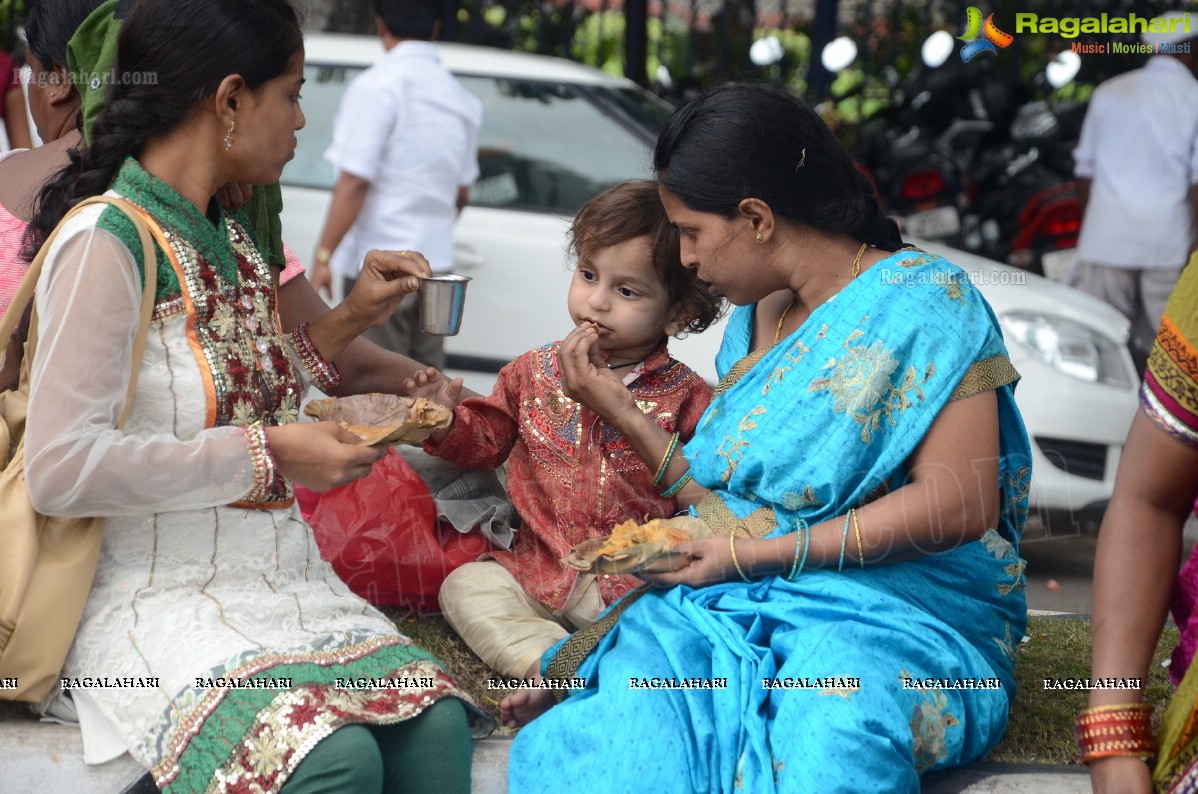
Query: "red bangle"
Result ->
[[1076, 703, 1156, 763], [289, 321, 342, 393]]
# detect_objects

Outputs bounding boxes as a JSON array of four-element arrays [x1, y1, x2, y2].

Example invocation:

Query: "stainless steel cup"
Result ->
[[417, 274, 472, 336]]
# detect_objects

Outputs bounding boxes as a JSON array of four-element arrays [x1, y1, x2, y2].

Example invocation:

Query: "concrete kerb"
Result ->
[[5, 612, 1094, 793], [3, 718, 1090, 794]]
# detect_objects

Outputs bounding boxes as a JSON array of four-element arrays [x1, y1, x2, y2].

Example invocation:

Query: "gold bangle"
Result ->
[[314, 246, 332, 264], [729, 534, 751, 583], [852, 508, 865, 568]]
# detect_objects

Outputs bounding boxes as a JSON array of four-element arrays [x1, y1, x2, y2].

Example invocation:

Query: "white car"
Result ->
[[281, 34, 1140, 526]]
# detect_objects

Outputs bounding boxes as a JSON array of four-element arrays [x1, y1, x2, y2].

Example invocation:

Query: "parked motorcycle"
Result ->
[[852, 32, 1012, 244], [957, 52, 1086, 280]]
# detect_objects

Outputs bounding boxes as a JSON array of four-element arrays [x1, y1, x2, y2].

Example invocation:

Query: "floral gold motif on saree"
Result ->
[[982, 529, 1026, 597], [992, 622, 1015, 661], [1003, 465, 1032, 531], [809, 329, 936, 445], [781, 485, 821, 511], [715, 405, 767, 484], [908, 687, 960, 772]]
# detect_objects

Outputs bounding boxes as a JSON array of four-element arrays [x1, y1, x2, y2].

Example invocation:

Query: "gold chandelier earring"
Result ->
[[223, 118, 236, 151]]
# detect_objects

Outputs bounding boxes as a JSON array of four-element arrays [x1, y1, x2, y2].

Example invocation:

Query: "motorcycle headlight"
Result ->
[[1001, 311, 1133, 387]]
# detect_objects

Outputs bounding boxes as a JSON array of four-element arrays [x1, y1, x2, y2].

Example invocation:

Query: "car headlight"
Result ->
[[1001, 311, 1133, 387]]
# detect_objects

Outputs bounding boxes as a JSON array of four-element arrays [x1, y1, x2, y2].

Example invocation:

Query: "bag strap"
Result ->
[[0, 195, 159, 428]]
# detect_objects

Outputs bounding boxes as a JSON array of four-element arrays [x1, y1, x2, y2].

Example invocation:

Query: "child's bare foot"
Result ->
[[500, 687, 556, 727], [500, 661, 557, 726]]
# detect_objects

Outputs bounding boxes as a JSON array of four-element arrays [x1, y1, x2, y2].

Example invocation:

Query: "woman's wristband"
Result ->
[[289, 321, 342, 392], [243, 421, 279, 502], [1076, 703, 1156, 764]]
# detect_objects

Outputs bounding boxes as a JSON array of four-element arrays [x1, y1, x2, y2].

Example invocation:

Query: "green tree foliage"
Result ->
[[1, 0, 27, 53]]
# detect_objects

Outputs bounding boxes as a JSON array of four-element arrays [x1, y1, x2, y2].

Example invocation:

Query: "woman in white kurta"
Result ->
[[21, 1, 491, 791]]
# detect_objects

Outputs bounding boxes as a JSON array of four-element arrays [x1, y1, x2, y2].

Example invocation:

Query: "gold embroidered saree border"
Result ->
[[544, 584, 654, 686], [695, 491, 777, 539], [950, 354, 1019, 402], [714, 348, 770, 397]]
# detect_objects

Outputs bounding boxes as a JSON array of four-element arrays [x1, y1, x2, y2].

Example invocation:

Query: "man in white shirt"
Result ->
[[311, 0, 482, 369], [1070, 11, 1198, 366]]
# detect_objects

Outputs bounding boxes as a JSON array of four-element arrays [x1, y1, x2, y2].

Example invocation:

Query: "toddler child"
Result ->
[[409, 180, 721, 680]]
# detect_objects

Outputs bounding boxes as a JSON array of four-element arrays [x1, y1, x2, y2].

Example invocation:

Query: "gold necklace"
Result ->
[[773, 297, 796, 345], [774, 242, 870, 345], [850, 241, 869, 278]]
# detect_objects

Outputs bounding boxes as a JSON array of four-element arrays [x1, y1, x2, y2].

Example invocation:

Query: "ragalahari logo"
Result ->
[[959, 7, 1014, 62]]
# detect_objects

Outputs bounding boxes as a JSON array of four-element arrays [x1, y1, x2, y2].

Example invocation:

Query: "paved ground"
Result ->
[[4, 716, 1090, 794], [1022, 514, 1198, 615]]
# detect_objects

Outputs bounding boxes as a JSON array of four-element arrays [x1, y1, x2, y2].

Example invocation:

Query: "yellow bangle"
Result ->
[[729, 534, 751, 583], [852, 508, 865, 569], [314, 246, 332, 264]]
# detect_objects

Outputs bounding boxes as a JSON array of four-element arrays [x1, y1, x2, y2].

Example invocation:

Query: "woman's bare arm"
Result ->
[[643, 389, 1002, 587], [1090, 411, 1198, 705], [1087, 410, 1198, 793], [276, 273, 479, 400]]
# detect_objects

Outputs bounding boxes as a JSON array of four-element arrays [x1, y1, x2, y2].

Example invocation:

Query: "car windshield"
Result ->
[[282, 63, 663, 216]]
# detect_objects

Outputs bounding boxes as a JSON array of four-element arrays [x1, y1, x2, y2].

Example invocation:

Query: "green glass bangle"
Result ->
[[653, 432, 680, 486], [787, 519, 810, 581], [660, 469, 692, 498], [838, 511, 851, 572]]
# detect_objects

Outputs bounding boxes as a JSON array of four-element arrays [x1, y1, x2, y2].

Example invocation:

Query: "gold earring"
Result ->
[[223, 119, 236, 151], [755, 233, 764, 243]]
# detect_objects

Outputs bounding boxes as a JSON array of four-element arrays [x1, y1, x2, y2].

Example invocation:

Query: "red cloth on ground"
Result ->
[[301, 450, 492, 612]]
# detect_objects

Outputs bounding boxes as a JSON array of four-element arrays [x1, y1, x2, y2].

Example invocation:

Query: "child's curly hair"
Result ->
[[567, 180, 724, 336]]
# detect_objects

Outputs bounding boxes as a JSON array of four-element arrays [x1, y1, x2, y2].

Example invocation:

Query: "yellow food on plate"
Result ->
[[594, 517, 692, 558], [564, 515, 711, 574]]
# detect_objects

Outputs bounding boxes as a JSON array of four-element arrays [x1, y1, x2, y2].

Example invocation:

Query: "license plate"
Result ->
[[901, 206, 960, 239], [1041, 248, 1076, 282]]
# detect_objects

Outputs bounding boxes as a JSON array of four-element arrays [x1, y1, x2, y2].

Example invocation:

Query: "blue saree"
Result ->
[[509, 248, 1031, 793]]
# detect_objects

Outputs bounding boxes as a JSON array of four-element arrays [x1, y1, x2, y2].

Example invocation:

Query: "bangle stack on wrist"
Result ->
[[1076, 702, 1157, 764], [289, 321, 343, 393], [653, 431, 692, 498], [243, 421, 278, 503], [653, 433, 680, 486], [786, 519, 810, 581]]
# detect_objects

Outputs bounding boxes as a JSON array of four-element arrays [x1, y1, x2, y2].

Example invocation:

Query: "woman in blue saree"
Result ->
[[505, 84, 1031, 793]]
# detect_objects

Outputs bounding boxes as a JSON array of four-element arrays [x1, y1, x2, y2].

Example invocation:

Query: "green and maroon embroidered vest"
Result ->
[[97, 158, 298, 506]]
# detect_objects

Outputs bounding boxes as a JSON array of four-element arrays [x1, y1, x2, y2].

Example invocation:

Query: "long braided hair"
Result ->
[[22, 0, 302, 260]]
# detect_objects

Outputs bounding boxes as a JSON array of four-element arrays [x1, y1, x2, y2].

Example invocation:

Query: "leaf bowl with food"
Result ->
[[303, 393, 452, 446], [564, 515, 713, 575]]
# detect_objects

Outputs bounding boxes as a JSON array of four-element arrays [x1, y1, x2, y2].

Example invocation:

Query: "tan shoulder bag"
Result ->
[[0, 195, 158, 703]]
